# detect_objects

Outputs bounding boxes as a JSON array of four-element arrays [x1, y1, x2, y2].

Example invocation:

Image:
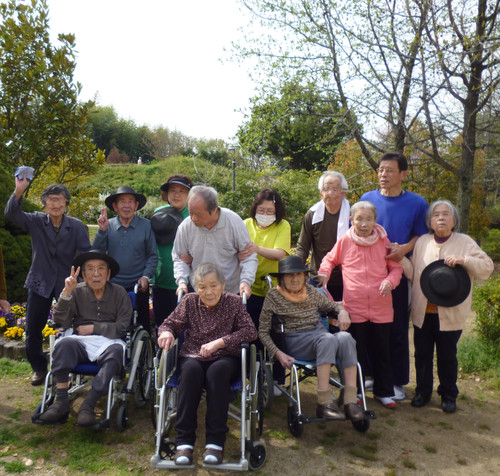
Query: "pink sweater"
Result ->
[[318, 232, 403, 323]]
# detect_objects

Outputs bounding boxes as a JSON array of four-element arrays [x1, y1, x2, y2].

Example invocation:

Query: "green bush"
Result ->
[[457, 335, 500, 373], [481, 228, 500, 261], [473, 274, 500, 346]]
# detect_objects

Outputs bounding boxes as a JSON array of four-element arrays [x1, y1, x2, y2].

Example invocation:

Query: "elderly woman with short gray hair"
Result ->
[[157, 262, 257, 466], [400, 200, 493, 413]]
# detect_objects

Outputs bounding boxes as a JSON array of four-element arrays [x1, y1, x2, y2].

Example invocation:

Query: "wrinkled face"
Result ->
[[43, 194, 67, 220], [430, 204, 455, 237], [167, 184, 189, 211], [320, 176, 346, 212], [352, 208, 376, 237], [377, 159, 407, 192], [188, 195, 218, 229], [82, 259, 111, 292], [282, 272, 307, 293], [197, 272, 224, 308], [112, 194, 138, 220]]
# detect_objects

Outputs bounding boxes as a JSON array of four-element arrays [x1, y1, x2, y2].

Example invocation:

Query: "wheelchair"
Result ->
[[31, 286, 154, 431], [259, 280, 376, 437], [150, 293, 267, 471]]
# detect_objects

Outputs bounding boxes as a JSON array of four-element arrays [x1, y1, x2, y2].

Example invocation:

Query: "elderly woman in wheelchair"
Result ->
[[157, 262, 257, 466], [259, 255, 364, 422]]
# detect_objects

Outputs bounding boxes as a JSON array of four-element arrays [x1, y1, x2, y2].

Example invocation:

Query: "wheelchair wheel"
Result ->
[[352, 417, 370, 433], [287, 405, 303, 437], [133, 330, 154, 407], [247, 440, 267, 470], [117, 404, 128, 431], [152, 385, 177, 435], [261, 360, 274, 411]]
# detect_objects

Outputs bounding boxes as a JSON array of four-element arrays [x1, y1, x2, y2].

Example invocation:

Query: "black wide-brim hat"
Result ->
[[420, 259, 471, 308], [160, 176, 192, 192], [74, 250, 120, 279], [104, 186, 147, 211], [270, 255, 309, 277], [150, 206, 184, 245]]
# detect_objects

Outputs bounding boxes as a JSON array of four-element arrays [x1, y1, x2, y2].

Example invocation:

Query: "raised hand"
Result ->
[[14, 176, 30, 200], [62, 266, 80, 297], [97, 207, 109, 231]]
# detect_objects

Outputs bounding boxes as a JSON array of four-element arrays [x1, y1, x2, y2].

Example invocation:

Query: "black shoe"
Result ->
[[31, 371, 47, 386], [411, 393, 431, 408], [441, 397, 456, 413], [316, 402, 346, 420], [38, 400, 70, 424], [77, 405, 96, 427]]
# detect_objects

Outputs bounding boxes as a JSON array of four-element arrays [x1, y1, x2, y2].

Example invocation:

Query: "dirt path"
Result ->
[[1, 326, 500, 475]]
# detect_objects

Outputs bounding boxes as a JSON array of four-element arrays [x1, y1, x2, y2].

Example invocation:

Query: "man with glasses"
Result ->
[[296, 171, 350, 301], [36, 250, 132, 426], [361, 152, 428, 401], [94, 186, 158, 334]]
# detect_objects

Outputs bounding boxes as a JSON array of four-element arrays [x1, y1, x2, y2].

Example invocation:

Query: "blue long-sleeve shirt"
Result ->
[[93, 215, 158, 288], [4, 193, 91, 298]]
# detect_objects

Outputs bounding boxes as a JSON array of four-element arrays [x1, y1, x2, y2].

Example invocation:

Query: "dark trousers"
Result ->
[[175, 356, 239, 448], [152, 286, 178, 330], [413, 314, 462, 400], [52, 339, 123, 396], [246, 294, 285, 384], [390, 278, 410, 386], [126, 284, 151, 334], [349, 321, 393, 397], [25, 289, 56, 372]]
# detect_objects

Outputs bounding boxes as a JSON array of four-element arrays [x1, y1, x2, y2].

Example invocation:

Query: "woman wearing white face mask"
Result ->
[[238, 189, 291, 391]]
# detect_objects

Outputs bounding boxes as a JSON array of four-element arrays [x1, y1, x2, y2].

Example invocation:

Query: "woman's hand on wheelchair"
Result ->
[[158, 331, 175, 350], [276, 350, 295, 369]]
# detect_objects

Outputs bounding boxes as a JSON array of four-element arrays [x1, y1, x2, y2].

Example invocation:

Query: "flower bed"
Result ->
[[0, 304, 58, 343]]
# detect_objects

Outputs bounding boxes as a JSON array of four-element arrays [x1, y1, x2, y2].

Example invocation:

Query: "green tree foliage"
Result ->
[[0, 0, 101, 192], [238, 80, 351, 170], [86, 105, 150, 162], [0, 169, 34, 303], [236, 0, 500, 232], [473, 275, 500, 347]]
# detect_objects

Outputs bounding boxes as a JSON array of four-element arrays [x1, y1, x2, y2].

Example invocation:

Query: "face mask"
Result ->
[[255, 214, 276, 227]]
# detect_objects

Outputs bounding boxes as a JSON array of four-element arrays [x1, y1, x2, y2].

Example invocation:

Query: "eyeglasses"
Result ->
[[85, 266, 108, 276], [256, 207, 276, 215], [45, 196, 66, 203], [321, 187, 343, 193]]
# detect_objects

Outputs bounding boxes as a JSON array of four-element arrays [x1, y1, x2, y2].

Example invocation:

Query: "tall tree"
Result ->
[[237, 80, 352, 170], [0, 0, 101, 192], [237, 0, 500, 231]]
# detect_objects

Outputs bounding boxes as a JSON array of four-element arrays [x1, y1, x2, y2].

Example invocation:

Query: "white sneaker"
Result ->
[[392, 385, 406, 401], [364, 379, 374, 392], [273, 382, 283, 397]]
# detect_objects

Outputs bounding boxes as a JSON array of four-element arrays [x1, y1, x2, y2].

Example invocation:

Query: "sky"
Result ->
[[45, 0, 258, 143]]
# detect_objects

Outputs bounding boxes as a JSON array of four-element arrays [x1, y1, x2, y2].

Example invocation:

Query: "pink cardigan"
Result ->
[[318, 234, 403, 323]]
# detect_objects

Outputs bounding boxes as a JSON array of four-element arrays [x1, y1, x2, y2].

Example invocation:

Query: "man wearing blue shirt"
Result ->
[[361, 152, 428, 402], [94, 186, 158, 333]]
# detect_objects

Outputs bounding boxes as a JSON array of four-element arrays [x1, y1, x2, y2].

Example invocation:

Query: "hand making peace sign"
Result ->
[[61, 266, 81, 297]]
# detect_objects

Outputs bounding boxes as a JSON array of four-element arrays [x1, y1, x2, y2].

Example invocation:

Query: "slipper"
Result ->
[[174, 447, 194, 465], [374, 395, 398, 409], [203, 446, 223, 465]]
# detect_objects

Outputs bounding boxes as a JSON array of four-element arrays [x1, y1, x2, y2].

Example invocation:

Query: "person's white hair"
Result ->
[[350, 201, 378, 219], [318, 171, 348, 192], [192, 262, 225, 291]]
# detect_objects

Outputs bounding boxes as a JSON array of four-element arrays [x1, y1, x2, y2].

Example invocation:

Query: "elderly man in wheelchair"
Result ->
[[259, 255, 364, 422], [157, 262, 257, 466], [36, 250, 132, 426]]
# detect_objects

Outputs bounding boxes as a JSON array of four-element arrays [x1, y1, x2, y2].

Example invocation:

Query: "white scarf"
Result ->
[[310, 198, 350, 240]]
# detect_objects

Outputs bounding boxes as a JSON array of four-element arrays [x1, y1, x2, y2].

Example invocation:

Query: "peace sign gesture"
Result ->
[[61, 266, 81, 297]]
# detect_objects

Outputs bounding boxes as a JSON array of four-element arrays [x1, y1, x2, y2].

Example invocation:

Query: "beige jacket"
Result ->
[[401, 233, 494, 331]]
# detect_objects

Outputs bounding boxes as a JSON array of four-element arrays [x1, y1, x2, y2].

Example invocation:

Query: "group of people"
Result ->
[[3, 150, 494, 465]]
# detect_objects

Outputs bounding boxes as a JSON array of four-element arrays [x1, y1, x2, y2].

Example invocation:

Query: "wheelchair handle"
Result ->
[[241, 291, 247, 305], [177, 289, 184, 304], [134, 283, 140, 294]]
